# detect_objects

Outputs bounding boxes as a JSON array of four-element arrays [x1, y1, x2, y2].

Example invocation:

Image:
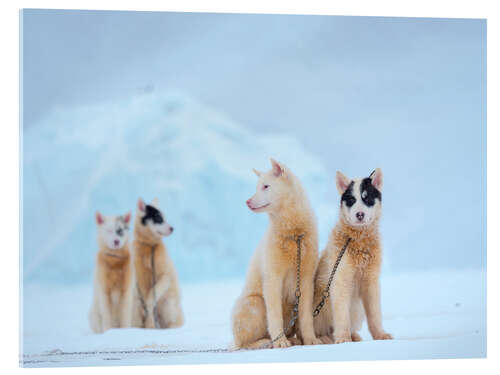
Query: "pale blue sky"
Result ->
[[22, 10, 486, 273]]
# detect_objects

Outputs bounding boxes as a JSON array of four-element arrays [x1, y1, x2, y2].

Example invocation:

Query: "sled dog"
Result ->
[[231, 159, 322, 349], [89, 211, 133, 333], [131, 198, 184, 329], [313, 169, 393, 344]]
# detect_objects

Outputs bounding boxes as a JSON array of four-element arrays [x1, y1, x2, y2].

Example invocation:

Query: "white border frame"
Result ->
[[1, 1, 497, 374]]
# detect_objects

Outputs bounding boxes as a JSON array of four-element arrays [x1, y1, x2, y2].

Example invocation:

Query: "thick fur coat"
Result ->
[[131, 199, 184, 329], [313, 169, 393, 344], [89, 213, 133, 333], [231, 159, 323, 349]]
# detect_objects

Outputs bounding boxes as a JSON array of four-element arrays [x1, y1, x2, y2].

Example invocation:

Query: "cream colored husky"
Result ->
[[231, 159, 323, 349], [131, 198, 184, 329], [89, 211, 133, 333], [313, 169, 393, 344]]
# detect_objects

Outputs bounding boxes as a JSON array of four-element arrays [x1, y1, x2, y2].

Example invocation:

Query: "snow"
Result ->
[[20, 268, 486, 367], [20, 90, 486, 368]]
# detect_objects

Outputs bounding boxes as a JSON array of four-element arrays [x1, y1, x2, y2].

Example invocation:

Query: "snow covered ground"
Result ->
[[20, 268, 486, 367]]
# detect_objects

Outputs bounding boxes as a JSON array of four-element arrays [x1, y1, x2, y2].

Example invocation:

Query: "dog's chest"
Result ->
[[136, 248, 167, 291], [282, 269, 298, 303], [333, 229, 380, 269], [348, 245, 374, 269], [99, 253, 130, 293], [103, 266, 127, 294]]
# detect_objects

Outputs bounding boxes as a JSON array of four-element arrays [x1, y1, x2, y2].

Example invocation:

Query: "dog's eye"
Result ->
[[345, 197, 356, 207], [263, 185, 270, 190]]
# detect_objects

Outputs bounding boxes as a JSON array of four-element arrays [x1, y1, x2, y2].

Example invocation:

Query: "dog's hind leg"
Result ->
[[88, 303, 102, 333], [158, 294, 184, 328], [231, 295, 269, 349], [96, 287, 112, 332]]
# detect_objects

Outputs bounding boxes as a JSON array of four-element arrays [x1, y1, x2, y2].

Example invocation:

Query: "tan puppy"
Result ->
[[89, 211, 133, 333], [231, 159, 322, 349], [131, 198, 184, 329], [313, 168, 393, 344]]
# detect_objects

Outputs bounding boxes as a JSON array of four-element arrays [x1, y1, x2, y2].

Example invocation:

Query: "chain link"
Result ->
[[135, 240, 161, 328], [312, 237, 350, 317], [151, 244, 161, 328], [257, 233, 304, 349]]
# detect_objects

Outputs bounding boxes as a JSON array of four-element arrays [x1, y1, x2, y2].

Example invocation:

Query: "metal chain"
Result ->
[[135, 240, 160, 328], [151, 244, 161, 328], [21, 347, 231, 364], [257, 233, 304, 350], [313, 237, 351, 317], [136, 283, 148, 326]]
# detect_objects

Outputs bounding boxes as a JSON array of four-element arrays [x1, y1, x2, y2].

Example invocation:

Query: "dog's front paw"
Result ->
[[144, 317, 156, 329], [288, 336, 303, 346], [373, 332, 393, 340], [319, 335, 334, 345], [333, 335, 352, 344], [272, 337, 292, 348], [351, 332, 362, 342], [302, 336, 324, 346]]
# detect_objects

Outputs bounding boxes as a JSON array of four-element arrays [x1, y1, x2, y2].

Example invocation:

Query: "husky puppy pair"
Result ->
[[89, 212, 133, 333], [232, 159, 322, 349], [313, 169, 392, 344], [131, 198, 184, 329]]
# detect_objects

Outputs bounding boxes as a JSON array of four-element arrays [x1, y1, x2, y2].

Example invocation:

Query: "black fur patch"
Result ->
[[141, 205, 164, 225], [341, 181, 356, 208], [360, 177, 382, 207], [115, 216, 129, 236]]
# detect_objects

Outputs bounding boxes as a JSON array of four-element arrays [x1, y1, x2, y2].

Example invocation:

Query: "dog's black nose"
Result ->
[[170, 226, 174, 233], [356, 212, 365, 221]]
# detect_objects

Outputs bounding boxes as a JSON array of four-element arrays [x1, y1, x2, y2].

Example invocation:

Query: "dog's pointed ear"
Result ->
[[370, 168, 383, 191], [151, 197, 160, 208], [137, 198, 146, 213], [252, 168, 262, 177], [270, 158, 284, 178], [96, 211, 104, 225], [336, 171, 351, 195], [123, 211, 132, 224]]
